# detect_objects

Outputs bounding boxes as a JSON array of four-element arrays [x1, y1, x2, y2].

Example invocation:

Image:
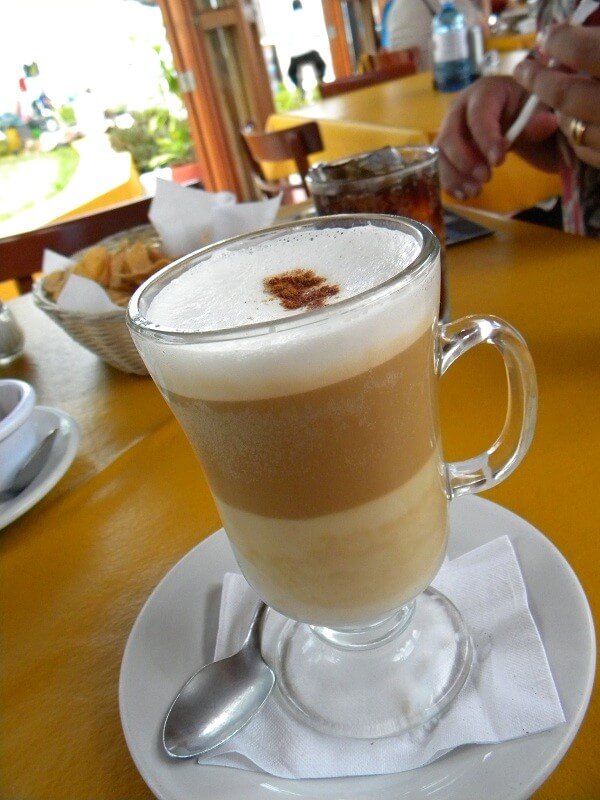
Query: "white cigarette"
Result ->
[[505, 53, 560, 146], [504, 93, 540, 145]]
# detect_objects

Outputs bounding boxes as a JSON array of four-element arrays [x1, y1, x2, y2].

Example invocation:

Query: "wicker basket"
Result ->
[[31, 226, 159, 376], [33, 280, 148, 375]]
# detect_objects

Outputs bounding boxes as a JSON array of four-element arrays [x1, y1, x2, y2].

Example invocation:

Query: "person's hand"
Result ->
[[514, 24, 600, 169], [436, 75, 558, 199]]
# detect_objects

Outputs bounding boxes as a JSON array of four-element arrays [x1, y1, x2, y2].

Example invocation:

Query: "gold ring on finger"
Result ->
[[569, 117, 588, 148]]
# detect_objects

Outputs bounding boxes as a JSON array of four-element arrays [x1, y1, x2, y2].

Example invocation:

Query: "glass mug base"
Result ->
[[270, 588, 473, 739]]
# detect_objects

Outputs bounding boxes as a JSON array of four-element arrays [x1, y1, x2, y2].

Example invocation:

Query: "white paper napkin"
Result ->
[[41, 251, 122, 313], [201, 536, 564, 779], [41, 249, 74, 274], [148, 179, 282, 257]]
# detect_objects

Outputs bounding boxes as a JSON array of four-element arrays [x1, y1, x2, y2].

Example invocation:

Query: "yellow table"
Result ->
[[486, 31, 537, 52], [268, 55, 561, 215], [1, 214, 598, 798], [0, 297, 172, 496]]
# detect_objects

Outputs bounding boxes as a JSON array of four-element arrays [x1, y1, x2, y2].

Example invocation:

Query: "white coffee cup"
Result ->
[[0, 379, 38, 493]]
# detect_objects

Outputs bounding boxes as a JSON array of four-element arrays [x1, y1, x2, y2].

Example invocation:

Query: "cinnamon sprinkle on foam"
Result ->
[[263, 268, 340, 311]]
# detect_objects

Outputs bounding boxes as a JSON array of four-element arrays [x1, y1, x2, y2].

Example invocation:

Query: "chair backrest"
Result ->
[[241, 122, 323, 192], [318, 64, 416, 99], [370, 47, 419, 73], [0, 195, 154, 294], [0, 179, 203, 294]]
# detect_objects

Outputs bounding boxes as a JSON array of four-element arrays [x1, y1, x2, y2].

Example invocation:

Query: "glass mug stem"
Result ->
[[439, 316, 538, 497]]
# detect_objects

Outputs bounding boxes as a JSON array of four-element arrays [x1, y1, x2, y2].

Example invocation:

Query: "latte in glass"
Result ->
[[137, 222, 445, 627], [129, 214, 537, 738]]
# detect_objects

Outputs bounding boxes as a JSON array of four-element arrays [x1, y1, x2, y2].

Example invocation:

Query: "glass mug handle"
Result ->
[[438, 315, 538, 497]]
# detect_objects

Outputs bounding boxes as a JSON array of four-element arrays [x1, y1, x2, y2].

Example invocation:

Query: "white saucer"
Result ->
[[119, 496, 595, 800], [0, 405, 80, 530]]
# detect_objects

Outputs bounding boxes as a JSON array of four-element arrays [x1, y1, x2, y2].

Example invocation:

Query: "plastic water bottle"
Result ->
[[432, 1, 471, 92]]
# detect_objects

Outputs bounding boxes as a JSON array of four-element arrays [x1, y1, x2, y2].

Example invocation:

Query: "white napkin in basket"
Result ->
[[200, 535, 564, 779], [148, 179, 282, 257], [41, 251, 120, 313]]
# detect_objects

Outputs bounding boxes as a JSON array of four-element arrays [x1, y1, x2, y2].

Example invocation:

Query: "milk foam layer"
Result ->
[[148, 226, 420, 330], [137, 224, 439, 401]]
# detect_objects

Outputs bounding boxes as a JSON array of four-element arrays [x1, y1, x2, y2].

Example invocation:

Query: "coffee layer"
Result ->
[[217, 452, 447, 626], [166, 328, 437, 519]]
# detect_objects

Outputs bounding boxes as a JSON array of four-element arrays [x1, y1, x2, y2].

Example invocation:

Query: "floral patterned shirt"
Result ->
[[539, 0, 600, 236]]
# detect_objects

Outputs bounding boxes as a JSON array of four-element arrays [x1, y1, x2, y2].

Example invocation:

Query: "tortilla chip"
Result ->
[[45, 237, 171, 305], [43, 270, 68, 301], [107, 288, 132, 307], [74, 247, 112, 287]]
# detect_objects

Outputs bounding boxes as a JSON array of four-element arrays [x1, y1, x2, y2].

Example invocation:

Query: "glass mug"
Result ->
[[128, 215, 536, 738]]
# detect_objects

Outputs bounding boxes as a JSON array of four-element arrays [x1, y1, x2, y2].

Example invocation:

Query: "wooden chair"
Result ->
[[370, 47, 420, 74], [318, 64, 416, 99], [241, 121, 323, 198], [0, 195, 153, 294], [0, 182, 202, 295]]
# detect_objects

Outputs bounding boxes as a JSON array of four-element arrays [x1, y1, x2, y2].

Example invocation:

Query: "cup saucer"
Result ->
[[119, 495, 595, 800], [0, 405, 79, 530]]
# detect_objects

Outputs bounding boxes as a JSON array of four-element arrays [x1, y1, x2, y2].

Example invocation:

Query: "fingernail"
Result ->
[[463, 182, 480, 197], [488, 146, 502, 166], [453, 189, 465, 200], [514, 60, 533, 84], [472, 165, 488, 182]]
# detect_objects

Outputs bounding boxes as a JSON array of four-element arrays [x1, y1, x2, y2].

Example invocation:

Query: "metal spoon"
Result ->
[[162, 601, 274, 759], [0, 427, 58, 503]]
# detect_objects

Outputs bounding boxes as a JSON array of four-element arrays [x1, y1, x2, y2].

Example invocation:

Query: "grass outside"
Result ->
[[0, 146, 80, 223], [274, 82, 321, 112]]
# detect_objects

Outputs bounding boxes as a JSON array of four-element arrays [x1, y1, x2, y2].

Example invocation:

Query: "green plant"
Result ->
[[106, 43, 196, 174], [58, 105, 76, 126], [107, 108, 194, 174], [273, 83, 320, 113], [153, 44, 181, 100], [273, 83, 306, 113]]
